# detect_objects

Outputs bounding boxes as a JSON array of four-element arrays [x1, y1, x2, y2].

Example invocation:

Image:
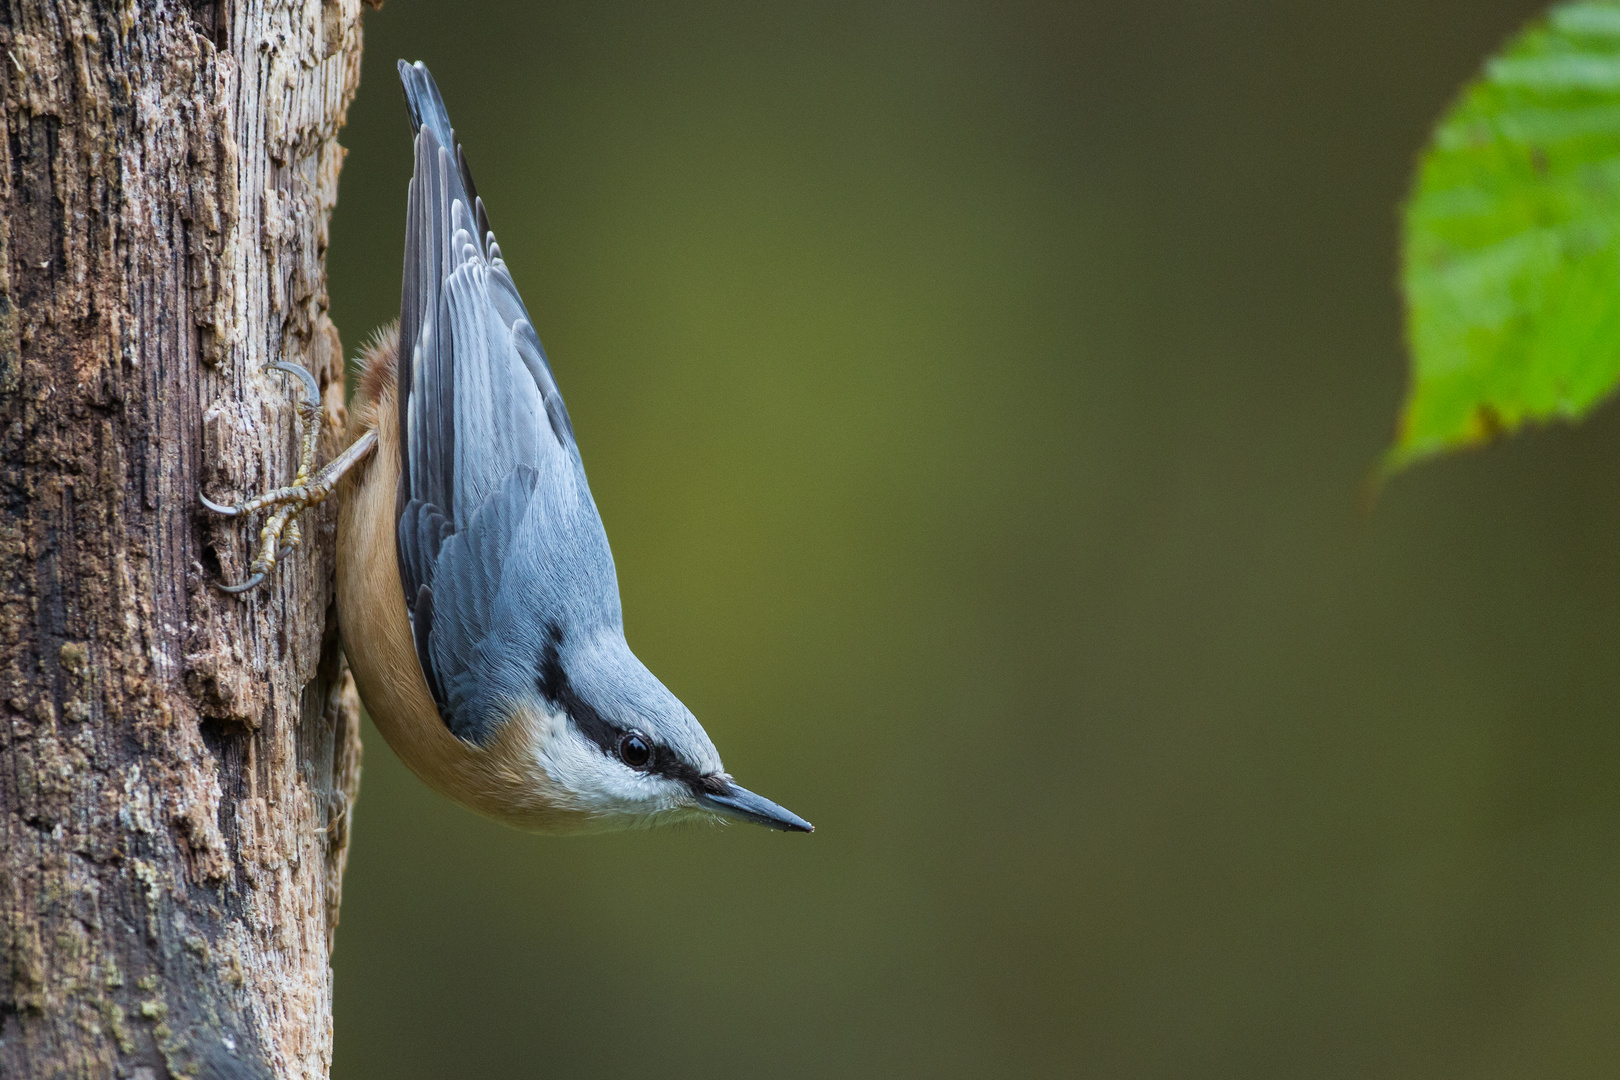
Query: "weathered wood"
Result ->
[[0, 1, 367, 1076]]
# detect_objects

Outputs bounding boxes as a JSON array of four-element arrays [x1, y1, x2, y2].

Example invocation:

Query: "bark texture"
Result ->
[[0, 1, 367, 1077]]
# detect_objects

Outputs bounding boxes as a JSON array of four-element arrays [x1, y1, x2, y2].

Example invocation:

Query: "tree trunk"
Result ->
[[0, 1, 367, 1077]]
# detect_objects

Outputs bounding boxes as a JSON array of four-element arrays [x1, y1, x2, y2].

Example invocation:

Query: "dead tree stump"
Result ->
[[0, 1, 369, 1076]]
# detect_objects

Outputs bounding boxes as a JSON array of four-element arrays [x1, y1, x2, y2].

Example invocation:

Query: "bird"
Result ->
[[201, 60, 812, 836]]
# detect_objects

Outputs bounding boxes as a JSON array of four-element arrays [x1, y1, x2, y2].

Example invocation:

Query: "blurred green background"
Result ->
[[325, 2, 1620, 1077]]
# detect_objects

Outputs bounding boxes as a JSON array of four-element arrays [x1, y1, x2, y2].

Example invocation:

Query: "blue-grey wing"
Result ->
[[394, 61, 613, 745]]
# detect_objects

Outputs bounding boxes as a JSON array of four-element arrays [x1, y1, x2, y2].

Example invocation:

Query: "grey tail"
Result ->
[[397, 60, 456, 147], [397, 60, 490, 253]]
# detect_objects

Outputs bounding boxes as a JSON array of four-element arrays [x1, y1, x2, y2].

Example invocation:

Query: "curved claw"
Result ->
[[266, 361, 320, 408], [217, 572, 266, 595], [199, 490, 241, 516]]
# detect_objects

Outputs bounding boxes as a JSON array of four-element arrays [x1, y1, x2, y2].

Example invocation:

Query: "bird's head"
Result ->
[[521, 627, 812, 833]]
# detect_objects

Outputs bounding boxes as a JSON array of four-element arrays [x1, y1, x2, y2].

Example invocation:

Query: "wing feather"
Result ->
[[393, 61, 609, 745]]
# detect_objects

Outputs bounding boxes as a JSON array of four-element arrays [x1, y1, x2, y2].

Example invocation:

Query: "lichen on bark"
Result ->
[[0, 1, 368, 1077]]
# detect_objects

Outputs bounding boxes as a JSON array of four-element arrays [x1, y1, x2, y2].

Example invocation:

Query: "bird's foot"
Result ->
[[201, 362, 377, 595]]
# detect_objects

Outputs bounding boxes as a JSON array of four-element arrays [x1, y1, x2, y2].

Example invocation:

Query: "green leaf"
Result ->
[[1391, 1, 1620, 473]]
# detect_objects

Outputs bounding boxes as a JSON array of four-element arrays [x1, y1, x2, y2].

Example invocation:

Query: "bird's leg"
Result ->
[[201, 362, 379, 594]]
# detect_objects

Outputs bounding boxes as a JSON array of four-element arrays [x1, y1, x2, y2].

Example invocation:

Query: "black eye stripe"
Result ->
[[536, 625, 718, 791], [536, 625, 617, 755]]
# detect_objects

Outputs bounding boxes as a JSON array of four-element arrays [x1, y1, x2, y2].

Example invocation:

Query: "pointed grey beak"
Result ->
[[695, 781, 814, 833]]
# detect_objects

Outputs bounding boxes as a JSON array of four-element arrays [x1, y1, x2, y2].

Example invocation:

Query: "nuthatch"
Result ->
[[203, 61, 812, 835]]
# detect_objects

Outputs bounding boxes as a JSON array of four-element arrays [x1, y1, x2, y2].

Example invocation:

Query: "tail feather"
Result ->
[[398, 60, 488, 251], [398, 60, 456, 149]]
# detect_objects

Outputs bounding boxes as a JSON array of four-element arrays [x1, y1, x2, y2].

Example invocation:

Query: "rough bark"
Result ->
[[0, 1, 367, 1077]]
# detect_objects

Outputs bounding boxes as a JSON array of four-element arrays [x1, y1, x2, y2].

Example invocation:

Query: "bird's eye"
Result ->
[[618, 732, 652, 770]]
